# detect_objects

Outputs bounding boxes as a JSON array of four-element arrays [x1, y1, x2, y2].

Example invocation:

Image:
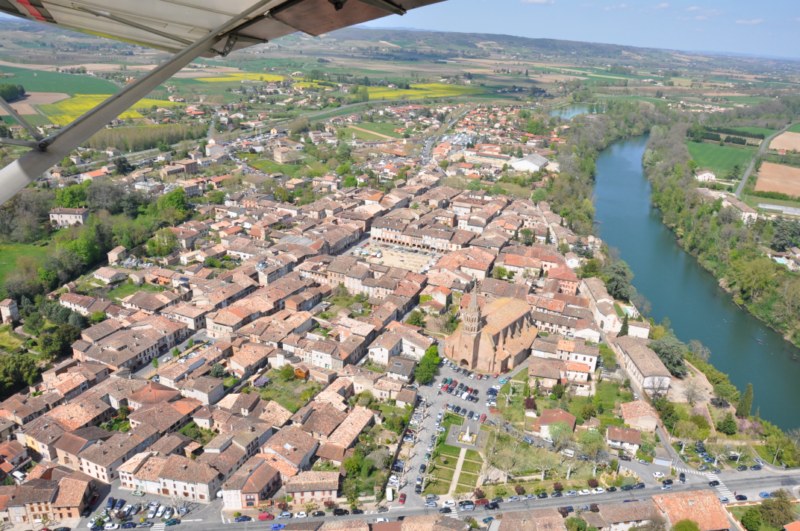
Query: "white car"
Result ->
[[591, 487, 605, 494], [578, 489, 591, 496], [104, 524, 119, 531], [294, 512, 307, 519], [155, 505, 166, 518], [443, 500, 455, 508], [652, 471, 665, 479]]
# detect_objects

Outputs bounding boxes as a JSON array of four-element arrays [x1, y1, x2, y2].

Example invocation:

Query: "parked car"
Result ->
[[333, 508, 349, 516], [398, 493, 406, 505], [234, 516, 251, 523], [735, 495, 748, 501], [163, 520, 179, 527], [294, 512, 307, 519], [277, 512, 293, 519], [311, 511, 325, 517]]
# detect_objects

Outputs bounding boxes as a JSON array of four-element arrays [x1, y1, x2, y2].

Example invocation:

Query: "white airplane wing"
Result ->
[[0, 0, 442, 54], [0, 0, 445, 204]]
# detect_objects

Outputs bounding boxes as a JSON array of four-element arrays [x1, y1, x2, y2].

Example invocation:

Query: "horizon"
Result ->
[[2, 2, 800, 62], [363, 0, 800, 61]]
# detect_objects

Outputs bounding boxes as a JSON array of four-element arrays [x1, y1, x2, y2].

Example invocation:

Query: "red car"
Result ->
[[398, 493, 407, 504], [479, 414, 487, 423], [258, 512, 275, 521]]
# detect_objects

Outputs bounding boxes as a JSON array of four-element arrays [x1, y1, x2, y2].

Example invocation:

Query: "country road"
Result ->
[[735, 123, 792, 198]]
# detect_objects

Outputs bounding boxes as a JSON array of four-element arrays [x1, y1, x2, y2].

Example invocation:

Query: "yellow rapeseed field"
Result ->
[[197, 72, 285, 83], [38, 94, 182, 126], [367, 83, 482, 100]]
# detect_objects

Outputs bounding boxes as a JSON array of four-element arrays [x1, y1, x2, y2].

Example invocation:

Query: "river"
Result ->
[[593, 136, 800, 431]]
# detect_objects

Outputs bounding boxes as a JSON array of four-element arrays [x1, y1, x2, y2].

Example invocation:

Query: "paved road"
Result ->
[[735, 124, 792, 198], [80, 471, 800, 531]]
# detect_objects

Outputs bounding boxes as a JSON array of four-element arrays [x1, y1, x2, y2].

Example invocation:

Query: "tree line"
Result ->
[[85, 123, 206, 153], [644, 107, 800, 347], [0, 84, 25, 102]]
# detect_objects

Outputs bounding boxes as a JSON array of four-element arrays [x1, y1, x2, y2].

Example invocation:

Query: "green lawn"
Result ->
[[256, 369, 322, 413], [687, 141, 756, 176], [107, 281, 165, 301], [460, 460, 482, 474], [179, 420, 216, 445], [0, 242, 49, 291], [0, 325, 24, 353], [341, 127, 388, 142], [788, 123, 800, 133], [355, 122, 403, 138], [240, 154, 306, 178], [0, 65, 119, 94]]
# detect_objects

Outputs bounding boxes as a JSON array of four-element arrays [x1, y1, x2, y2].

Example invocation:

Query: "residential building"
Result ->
[[284, 471, 340, 506]]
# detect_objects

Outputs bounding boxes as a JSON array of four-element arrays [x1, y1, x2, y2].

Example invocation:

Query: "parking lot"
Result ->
[[390, 358, 504, 510], [80, 481, 223, 531]]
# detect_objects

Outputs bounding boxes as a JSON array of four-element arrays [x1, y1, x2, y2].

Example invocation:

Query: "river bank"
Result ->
[[592, 136, 800, 431]]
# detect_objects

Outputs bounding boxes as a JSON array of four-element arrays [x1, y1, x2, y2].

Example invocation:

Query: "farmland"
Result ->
[[755, 162, 800, 198], [686, 141, 755, 176], [0, 64, 118, 94], [367, 83, 483, 101], [38, 94, 183, 126], [789, 123, 800, 133], [769, 132, 800, 152], [196, 72, 285, 83]]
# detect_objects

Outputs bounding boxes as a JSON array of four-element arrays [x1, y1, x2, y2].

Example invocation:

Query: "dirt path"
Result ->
[[348, 125, 395, 140], [448, 448, 468, 495]]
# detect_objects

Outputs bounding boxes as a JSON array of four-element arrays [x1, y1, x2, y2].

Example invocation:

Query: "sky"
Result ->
[[365, 0, 800, 59]]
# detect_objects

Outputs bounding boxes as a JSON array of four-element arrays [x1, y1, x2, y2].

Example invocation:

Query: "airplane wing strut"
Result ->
[[0, 0, 444, 205]]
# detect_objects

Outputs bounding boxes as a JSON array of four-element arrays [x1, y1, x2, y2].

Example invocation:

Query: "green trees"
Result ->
[[55, 182, 89, 208], [716, 412, 737, 435], [619, 314, 629, 337], [146, 228, 178, 257], [603, 261, 634, 301], [155, 188, 190, 225], [736, 383, 754, 418], [740, 508, 762, 531], [759, 490, 796, 528], [649, 335, 688, 377], [406, 310, 426, 328], [0, 84, 25, 102], [414, 345, 440, 385]]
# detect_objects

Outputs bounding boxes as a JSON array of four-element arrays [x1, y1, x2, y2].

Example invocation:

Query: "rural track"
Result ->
[[735, 123, 792, 198]]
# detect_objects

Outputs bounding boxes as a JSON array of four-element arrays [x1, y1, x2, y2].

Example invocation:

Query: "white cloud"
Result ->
[[686, 5, 700, 11], [521, 0, 554, 4], [655, 2, 669, 8], [736, 18, 764, 25]]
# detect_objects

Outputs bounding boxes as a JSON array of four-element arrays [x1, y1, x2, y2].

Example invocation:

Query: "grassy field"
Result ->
[[0, 65, 119, 94], [788, 123, 800, 133], [355, 122, 404, 138], [687, 141, 755, 176], [239, 152, 306, 178], [39, 94, 183, 126], [0, 325, 24, 353], [341, 127, 390, 142], [197, 72, 284, 83], [0, 242, 49, 290], [107, 282, 165, 301], [367, 83, 482, 101], [256, 369, 322, 413]]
